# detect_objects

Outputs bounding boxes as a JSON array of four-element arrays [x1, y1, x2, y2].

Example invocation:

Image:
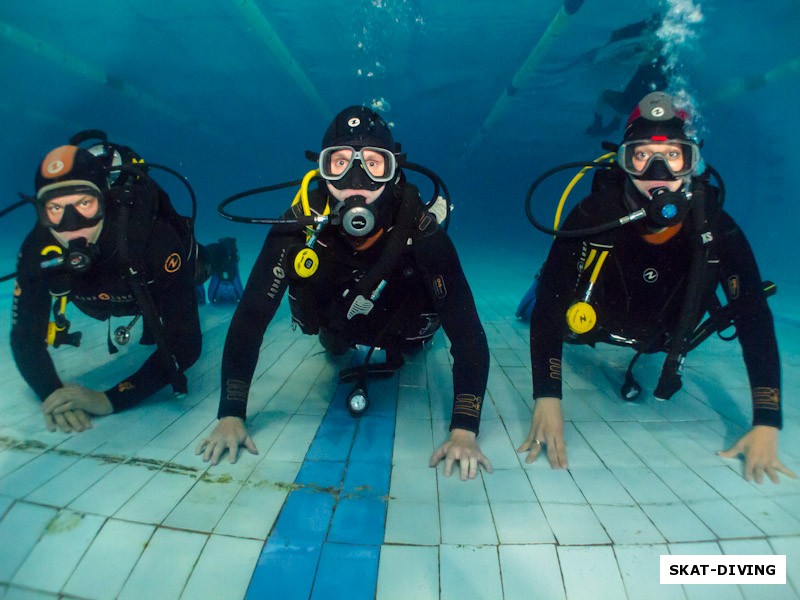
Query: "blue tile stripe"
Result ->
[[246, 351, 398, 599]]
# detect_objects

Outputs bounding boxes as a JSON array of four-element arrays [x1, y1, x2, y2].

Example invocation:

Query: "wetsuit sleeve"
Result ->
[[10, 235, 64, 400], [529, 209, 590, 400], [104, 221, 202, 411], [413, 219, 489, 434], [716, 212, 782, 428], [217, 224, 298, 420]]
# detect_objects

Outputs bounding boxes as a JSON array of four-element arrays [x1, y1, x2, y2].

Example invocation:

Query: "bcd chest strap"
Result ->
[[115, 191, 188, 396]]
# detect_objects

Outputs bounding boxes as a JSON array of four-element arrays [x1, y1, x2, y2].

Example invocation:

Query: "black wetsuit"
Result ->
[[530, 178, 782, 428], [11, 201, 201, 411], [218, 184, 490, 434]]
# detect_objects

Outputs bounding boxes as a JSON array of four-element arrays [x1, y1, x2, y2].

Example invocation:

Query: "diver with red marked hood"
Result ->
[[518, 92, 794, 484], [199, 106, 493, 480]]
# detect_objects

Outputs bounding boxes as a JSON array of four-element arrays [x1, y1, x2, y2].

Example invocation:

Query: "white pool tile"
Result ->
[[215, 459, 300, 539], [558, 545, 627, 600], [0, 448, 44, 483], [557, 422, 605, 468], [608, 421, 686, 468], [492, 501, 555, 544], [483, 468, 534, 503], [389, 465, 438, 502], [436, 469, 489, 505], [574, 421, 646, 469], [725, 495, 800, 536], [114, 467, 200, 525], [12, 509, 105, 593], [499, 544, 565, 600], [769, 536, 800, 595], [396, 384, 431, 420], [640, 502, 716, 543], [570, 467, 636, 506], [476, 418, 523, 469], [540, 502, 610, 546], [651, 466, 723, 503], [385, 500, 440, 545], [526, 469, 585, 504], [377, 545, 439, 600], [163, 459, 258, 532], [264, 414, 323, 461], [392, 418, 434, 467], [613, 467, 682, 505], [69, 461, 159, 516], [614, 544, 684, 600], [3, 586, 60, 599], [63, 519, 155, 600], [24, 455, 118, 507], [117, 527, 207, 600], [0, 451, 81, 499], [686, 498, 763, 539], [181, 534, 263, 600], [0, 494, 13, 519], [440, 544, 502, 600], [439, 502, 497, 545], [0, 502, 58, 583], [592, 504, 665, 544]]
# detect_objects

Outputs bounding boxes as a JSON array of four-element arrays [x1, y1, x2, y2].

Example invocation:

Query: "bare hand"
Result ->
[[43, 408, 93, 433], [42, 385, 113, 416], [196, 416, 259, 465], [429, 428, 493, 480], [718, 425, 797, 484], [517, 396, 568, 469]]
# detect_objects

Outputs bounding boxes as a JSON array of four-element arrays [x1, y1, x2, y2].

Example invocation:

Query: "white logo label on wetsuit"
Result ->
[[651, 107, 665, 118], [348, 117, 361, 128], [643, 268, 659, 283]]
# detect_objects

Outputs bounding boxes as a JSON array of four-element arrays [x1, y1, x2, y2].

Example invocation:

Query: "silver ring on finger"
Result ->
[[533, 439, 543, 446]]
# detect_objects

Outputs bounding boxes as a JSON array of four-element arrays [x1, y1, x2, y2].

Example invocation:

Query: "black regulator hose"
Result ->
[[524, 161, 636, 238], [217, 178, 324, 227], [525, 161, 725, 239], [217, 163, 452, 231]]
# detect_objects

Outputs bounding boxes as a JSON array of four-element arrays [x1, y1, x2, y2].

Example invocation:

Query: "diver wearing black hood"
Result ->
[[199, 106, 492, 480], [11, 144, 202, 433], [519, 92, 793, 484]]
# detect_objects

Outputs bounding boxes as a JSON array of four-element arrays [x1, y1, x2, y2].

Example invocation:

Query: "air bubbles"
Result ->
[[370, 97, 392, 113]]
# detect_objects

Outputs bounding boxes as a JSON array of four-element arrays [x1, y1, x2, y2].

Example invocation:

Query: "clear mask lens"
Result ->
[[618, 139, 700, 178], [319, 146, 396, 183]]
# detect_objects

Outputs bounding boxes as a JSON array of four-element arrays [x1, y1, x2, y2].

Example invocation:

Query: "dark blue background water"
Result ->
[[1, 0, 798, 305]]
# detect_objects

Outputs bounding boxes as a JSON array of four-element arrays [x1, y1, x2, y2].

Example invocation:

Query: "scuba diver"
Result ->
[[10, 138, 203, 433], [583, 13, 672, 136], [196, 106, 492, 480], [518, 92, 795, 484]]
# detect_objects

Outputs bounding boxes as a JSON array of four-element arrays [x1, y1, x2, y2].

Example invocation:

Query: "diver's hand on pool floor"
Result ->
[[196, 416, 259, 465], [518, 396, 568, 469], [42, 385, 113, 423], [718, 425, 797, 484], [43, 407, 93, 433], [429, 428, 493, 481]]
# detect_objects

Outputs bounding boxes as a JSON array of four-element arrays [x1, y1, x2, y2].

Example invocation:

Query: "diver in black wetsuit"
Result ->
[[519, 92, 795, 484], [584, 14, 671, 136], [197, 106, 492, 480], [11, 145, 202, 433]]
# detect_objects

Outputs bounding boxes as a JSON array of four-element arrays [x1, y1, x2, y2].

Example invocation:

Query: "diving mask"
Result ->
[[319, 146, 397, 184], [617, 138, 700, 179]]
